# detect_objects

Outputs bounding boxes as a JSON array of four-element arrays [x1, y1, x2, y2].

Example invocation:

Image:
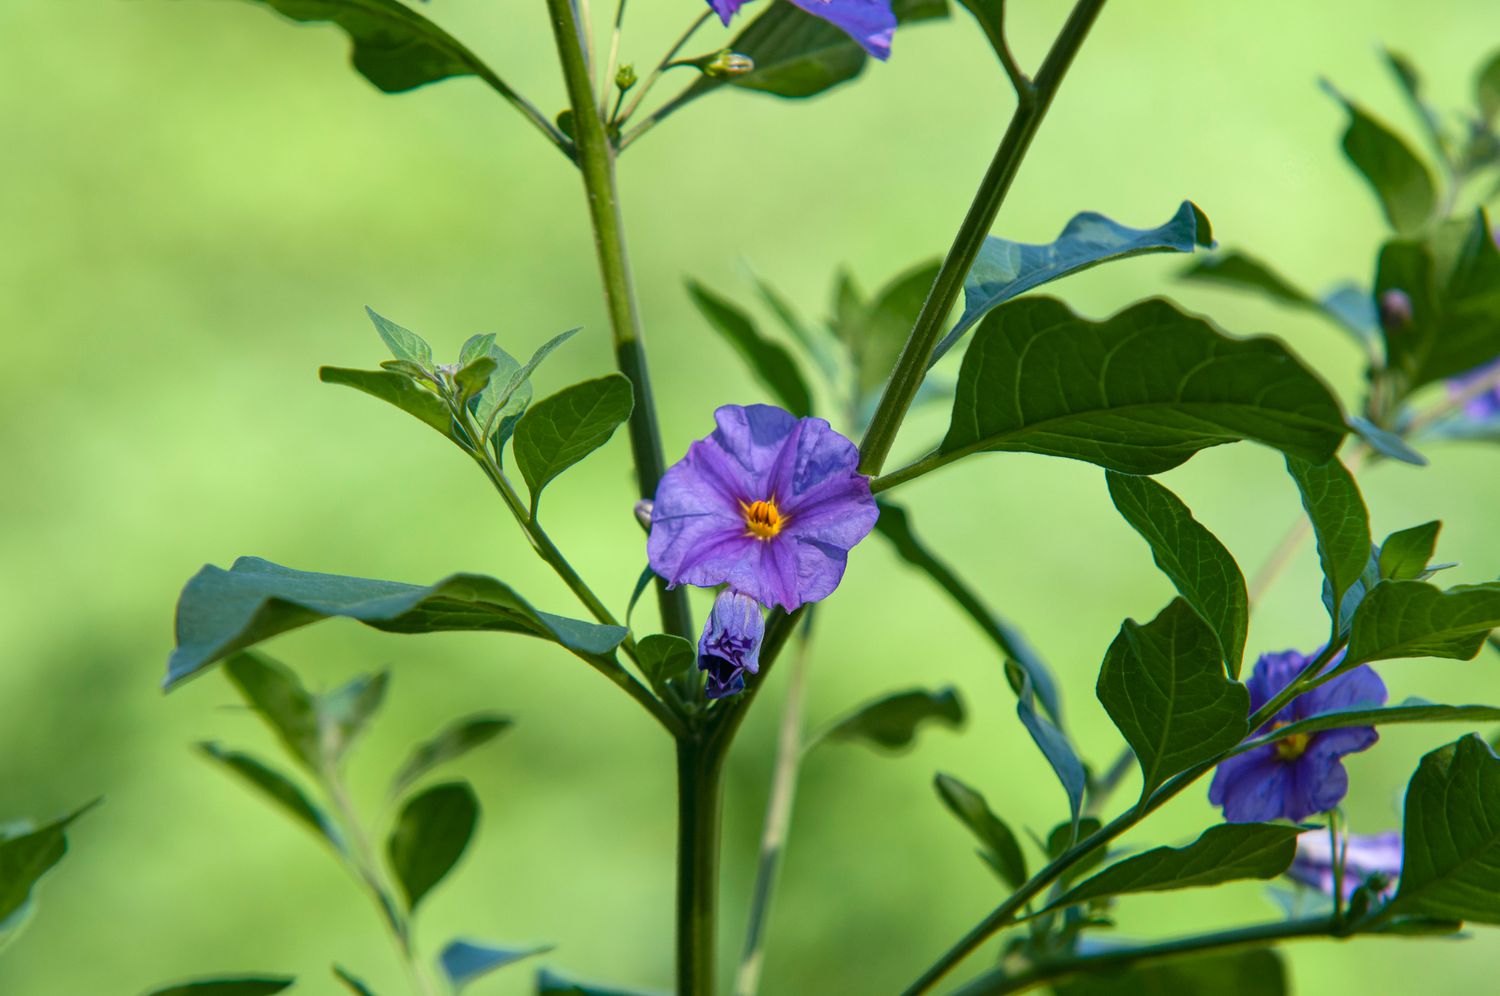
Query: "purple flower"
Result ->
[[1447, 358, 1500, 422], [1288, 830, 1402, 901], [708, 0, 897, 61], [698, 590, 765, 699], [648, 404, 878, 612], [1208, 650, 1386, 823]]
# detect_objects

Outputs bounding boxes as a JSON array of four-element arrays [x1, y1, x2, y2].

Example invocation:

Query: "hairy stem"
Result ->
[[857, 0, 1110, 476]]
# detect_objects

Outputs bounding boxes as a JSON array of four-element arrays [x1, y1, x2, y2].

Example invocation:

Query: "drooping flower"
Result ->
[[707, 0, 897, 61], [1208, 650, 1386, 823], [1287, 830, 1402, 902], [698, 590, 765, 699], [1446, 357, 1500, 422], [648, 404, 878, 613]]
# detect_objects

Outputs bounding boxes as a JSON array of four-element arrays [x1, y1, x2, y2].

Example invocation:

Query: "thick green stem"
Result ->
[[677, 738, 726, 995], [545, 0, 695, 644], [857, 0, 1109, 476], [951, 916, 1340, 996]]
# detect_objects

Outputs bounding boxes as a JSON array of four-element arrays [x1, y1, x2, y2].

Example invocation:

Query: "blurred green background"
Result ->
[[3, 0, 1499, 993]]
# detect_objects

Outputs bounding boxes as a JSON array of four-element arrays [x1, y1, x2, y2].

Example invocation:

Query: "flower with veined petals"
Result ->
[[648, 404, 878, 612], [698, 590, 765, 699], [1288, 830, 1402, 902], [1208, 649, 1386, 823], [707, 0, 897, 61]]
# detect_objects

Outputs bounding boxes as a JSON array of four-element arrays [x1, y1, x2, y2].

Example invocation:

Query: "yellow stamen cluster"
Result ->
[[741, 498, 785, 540], [1270, 721, 1311, 761]]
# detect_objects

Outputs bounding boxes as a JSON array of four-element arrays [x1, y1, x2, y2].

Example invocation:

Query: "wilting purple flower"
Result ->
[[1288, 830, 1402, 901], [698, 590, 765, 699], [708, 0, 897, 61], [648, 404, 878, 612], [1208, 650, 1386, 823], [1447, 358, 1500, 422]]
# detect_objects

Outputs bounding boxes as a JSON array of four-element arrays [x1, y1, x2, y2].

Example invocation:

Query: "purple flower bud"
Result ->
[[1208, 649, 1386, 823], [1288, 830, 1402, 901], [1378, 288, 1413, 332], [698, 590, 765, 699]]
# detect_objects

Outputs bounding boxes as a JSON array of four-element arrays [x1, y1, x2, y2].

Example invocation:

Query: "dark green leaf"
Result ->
[[1234, 698, 1500, 755], [1347, 415, 1427, 466], [635, 634, 695, 704], [1384, 49, 1449, 165], [847, 261, 940, 396], [1285, 455, 1372, 634], [955, 0, 1006, 65], [1179, 250, 1316, 309], [1346, 579, 1500, 667], [1045, 817, 1106, 886], [439, 940, 552, 991], [1105, 472, 1248, 677], [388, 781, 478, 911], [874, 501, 1062, 725], [145, 980, 295, 996], [390, 715, 513, 799], [334, 966, 375, 996], [319, 670, 390, 762], [624, 564, 655, 628], [938, 297, 1347, 476], [224, 652, 320, 770], [933, 774, 1027, 890], [820, 687, 964, 752], [0, 802, 97, 924], [1047, 823, 1300, 912], [513, 375, 634, 511], [1476, 50, 1500, 122], [686, 281, 814, 416], [1379, 521, 1442, 581], [1326, 84, 1436, 233], [240, 0, 502, 94], [166, 557, 627, 689], [366, 306, 433, 367], [454, 356, 498, 407], [197, 743, 340, 850], [932, 202, 1214, 365], [1054, 948, 1286, 996], [320, 366, 454, 435], [1006, 661, 1085, 830], [536, 969, 649, 995], [1389, 735, 1500, 922], [1096, 599, 1250, 800]]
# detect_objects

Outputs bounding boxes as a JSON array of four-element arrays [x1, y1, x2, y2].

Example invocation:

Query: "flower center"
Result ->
[[1270, 721, 1311, 761], [741, 498, 785, 540]]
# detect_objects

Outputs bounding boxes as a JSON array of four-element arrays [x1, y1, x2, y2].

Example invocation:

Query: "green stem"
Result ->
[[901, 638, 1346, 994], [677, 737, 726, 995], [950, 916, 1340, 996], [857, 0, 1109, 476], [545, 0, 695, 644], [614, 12, 713, 139]]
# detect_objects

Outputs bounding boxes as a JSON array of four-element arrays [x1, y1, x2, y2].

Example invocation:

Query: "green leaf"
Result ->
[[937, 297, 1347, 476], [1347, 415, 1427, 467], [1096, 599, 1250, 801], [819, 687, 964, 752], [320, 366, 454, 435], [439, 940, 552, 992], [1046, 823, 1301, 913], [513, 375, 634, 511], [319, 670, 389, 762], [1346, 579, 1500, 667], [197, 743, 341, 850], [365, 306, 433, 368], [686, 281, 814, 416], [874, 501, 1062, 726], [390, 715, 513, 800], [224, 652, 320, 770], [846, 261, 941, 396], [454, 356, 498, 407], [388, 781, 478, 911], [955, 0, 1006, 65], [1389, 735, 1500, 922], [1380, 521, 1442, 581], [1054, 949, 1286, 996], [1045, 817, 1106, 886], [1105, 472, 1248, 677], [536, 969, 650, 995], [238, 0, 503, 94], [1325, 84, 1436, 233], [459, 333, 497, 368], [635, 634, 695, 704], [1234, 698, 1500, 755], [485, 328, 582, 439], [1285, 455, 1372, 634], [166, 557, 627, 689], [931, 201, 1215, 365], [1477, 49, 1500, 122], [1179, 250, 1317, 309], [1375, 210, 1500, 395], [0, 802, 97, 924], [334, 965, 376, 996], [933, 774, 1027, 890], [145, 980, 295, 996], [750, 272, 842, 384], [1006, 660, 1085, 830]]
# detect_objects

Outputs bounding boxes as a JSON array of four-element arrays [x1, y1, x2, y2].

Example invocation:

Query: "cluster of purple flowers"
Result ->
[[649, 405, 877, 697]]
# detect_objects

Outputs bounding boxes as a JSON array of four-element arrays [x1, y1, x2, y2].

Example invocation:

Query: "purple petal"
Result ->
[[709, 404, 800, 496], [1310, 725, 1379, 757], [707, 0, 744, 27], [1284, 741, 1353, 820], [788, 0, 896, 60], [1448, 358, 1500, 421], [1212, 752, 1296, 823], [1245, 649, 1311, 724], [699, 590, 765, 699], [1297, 663, 1387, 718]]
